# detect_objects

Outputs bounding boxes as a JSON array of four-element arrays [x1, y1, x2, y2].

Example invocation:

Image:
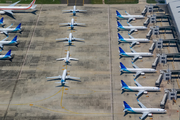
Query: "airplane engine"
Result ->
[[0, 11, 5, 14], [143, 91, 148, 94], [133, 18, 136, 21], [148, 113, 153, 117], [141, 73, 145, 75], [136, 42, 140, 44], [135, 29, 138, 32]]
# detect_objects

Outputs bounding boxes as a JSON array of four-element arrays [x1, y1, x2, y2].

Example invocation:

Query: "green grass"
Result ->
[[146, 0, 157, 3], [105, 0, 138, 4], [0, 0, 60, 4], [91, 0, 102, 4]]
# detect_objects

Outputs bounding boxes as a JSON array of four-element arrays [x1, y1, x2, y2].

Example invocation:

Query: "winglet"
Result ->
[[116, 10, 121, 16], [5, 49, 11, 56], [134, 79, 136, 82], [137, 99, 139, 102]]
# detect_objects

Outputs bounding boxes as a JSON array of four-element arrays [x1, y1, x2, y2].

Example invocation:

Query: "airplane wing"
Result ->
[[132, 62, 139, 68], [130, 41, 137, 47], [6, 23, 13, 29], [76, 10, 87, 12], [9, 0, 21, 6], [134, 79, 142, 87], [137, 99, 147, 108], [128, 33, 134, 39], [72, 38, 84, 40], [62, 10, 72, 12], [56, 38, 68, 41], [56, 58, 66, 61], [69, 58, 78, 61], [134, 71, 143, 79], [132, 55, 141, 62], [129, 29, 137, 35], [130, 48, 136, 53], [59, 23, 70, 25], [74, 23, 85, 26], [3, 10, 13, 15], [125, 11, 130, 16], [140, 112, 149, 120], [136, 90, 145, 97], [1, 37, 8, 41], [2, 31, 8, 36], [47, 75, 61, 79], [0, 44, 3, 49], [66, 76, 80, 79], [127, 18, 134, 23], [127, 22, 132, 26]]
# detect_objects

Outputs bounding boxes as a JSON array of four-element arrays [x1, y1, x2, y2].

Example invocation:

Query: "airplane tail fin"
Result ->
[[12, 35, 17, 42], [5, 49, 11, 56], [117, 21, 122, 27], [121, 80, 128, 88], [0, 17, 4, 24], [120, 62, 127, 69], [119, 47, 126, 54], [118, 33, 124, 40], [123, 101, 131, 109], [28, 0, 36, 9], [16, 23, 21, 30], [116, 10, 121, 16]]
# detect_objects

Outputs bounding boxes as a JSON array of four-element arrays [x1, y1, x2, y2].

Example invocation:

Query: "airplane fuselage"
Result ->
[[126, 108, 166, 114], [65, 51, 70, 63], [118, 38, 149, 43], [118, 26, 147, 30], [120, 52, 153, 57], [0, 41, 18, 46], [123, 86, 160, 92], [117, 15, 144, 19], [0, 54, 14, 60], [0, 28, 20, 33], [121, 68, 157, 73]]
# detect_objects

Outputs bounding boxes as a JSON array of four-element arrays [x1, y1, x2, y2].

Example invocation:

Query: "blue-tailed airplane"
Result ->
[[116, 10, 144, 23], [62, 5, 87, 16], [119, 62, 157, 79], [59, 18, 85, 30], [117, 33, 150, 47], [0, 23, 21, 36], [121, 80, 160, 98], [0, 49, 14, 61], [0, 36, 19, 50], [119, 47, 153, 62], [123, 100, 166, 120], [46, 69, 80, 87], [117, 21, 147, 34]]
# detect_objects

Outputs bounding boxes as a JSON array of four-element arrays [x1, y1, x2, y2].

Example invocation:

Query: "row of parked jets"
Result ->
[[0, 0, 37, 61], [46, 6, 86, 87], [116, 10, 166, 119]]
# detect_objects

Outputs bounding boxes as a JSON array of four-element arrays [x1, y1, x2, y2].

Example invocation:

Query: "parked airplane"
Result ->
[[0, 49, 14, 61], [117, 21, 147, 34], [56, 51, 78, 64], [123, 100, 166, 120], [0, 23, 21, 36], [119, 47, 153, 62], [117, 33, 150, 47], [121, 80, 160, 98], [62, 5, 87, 16], [0, 36, 19, 50], [0, 0, 36, 15], [59, 18, 85, 30], [116, 10, 144, 23], [119, 62, 157, 79], [56, 33, 84, 46], [46, 69, 80, 87]]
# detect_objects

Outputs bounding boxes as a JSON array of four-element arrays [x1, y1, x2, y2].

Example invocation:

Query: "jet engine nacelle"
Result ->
[[0, 11, 5, 14], [135, 29, 138, 32], [143, 91, 148, 94], [133, 18, 136, 21], [141, 73, 145, 75], [136, 42, 140, 45], [148, 113, 153, 117]]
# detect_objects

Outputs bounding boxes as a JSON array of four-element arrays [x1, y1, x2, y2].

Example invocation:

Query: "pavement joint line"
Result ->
[[108, 5, 114, 120], [2, 5, 43, 120]]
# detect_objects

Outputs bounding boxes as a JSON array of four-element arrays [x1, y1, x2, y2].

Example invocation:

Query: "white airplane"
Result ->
[[0, 23, 21, 36], [62, 5, 87, 16], [117, 33, 150, 47], [56, 51, 78, 64], [59, 18, 85, 30], [117, 21, 147, 34], [121, 79, 160, 98], [123, 100, 166, 120], [0, 49, 14, 61], [46, 69, 80, 87], [119, 47, 153, 62], [56, 33, 84, 46], [0, 36, 19, 50], [0, 0, 36, 15], [116, 10, 144, 23], [119, 62, 157, 79]]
